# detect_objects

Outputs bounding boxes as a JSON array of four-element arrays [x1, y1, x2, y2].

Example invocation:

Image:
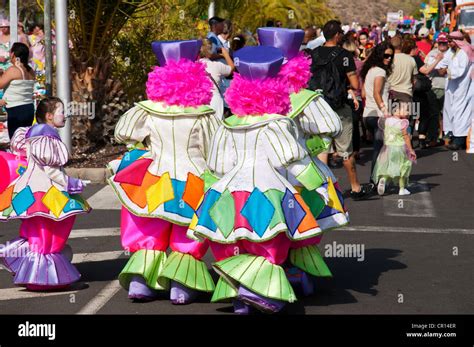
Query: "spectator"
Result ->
[[28, 23, 46, 71], [361, 42, 394, 182], [231, 34, 246, 52], [306, 28, 326, 50], [342, 34, 364, 158], [418, 32, 452, 148], [301, 26, 316, 50], [369, 23, 381, 45], [206, 16, 225, 59], [200, 40, 234, 120], [0, 42, 35, 139], [358, 31, 369, 60], [17, 23, 30, 47], [416, 27, 432, 62], [387, 35, 418, 113], [443, 31, 474, 150], [218, 19, 233, 49], [309, 20, 373, 200], [0, 19, 11, 71]]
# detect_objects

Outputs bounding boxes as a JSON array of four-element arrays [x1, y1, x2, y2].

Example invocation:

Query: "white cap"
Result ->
[[418, 27, 429, 38]]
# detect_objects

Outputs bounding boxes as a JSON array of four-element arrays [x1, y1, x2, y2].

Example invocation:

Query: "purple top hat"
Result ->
[[257, 27, 304, 60], [234, 46, 284, 81], [151, 40, 202, 66]]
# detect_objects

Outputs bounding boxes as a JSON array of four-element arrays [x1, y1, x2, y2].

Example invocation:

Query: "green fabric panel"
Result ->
[[224, 114, 283, 128], [263, 189, 286, 229], [295, 161, 325, 191], [209, 189, 235, 239], [300, 187, 326, 219], [2, 204, 13, 217], [306, 135, 330, 156], [289, 246, 332, 277], [211, 276, 238, 302], [119, 249, 169, 291], [288, 89, 319, 119], [136, 100, 213, 116], [214, 254, 296, 302], [160, 252, 215, 292], [201, 170, 220, 192]]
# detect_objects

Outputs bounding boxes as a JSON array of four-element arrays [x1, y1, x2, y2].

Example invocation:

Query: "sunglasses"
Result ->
[[384, 54, 394, 59]]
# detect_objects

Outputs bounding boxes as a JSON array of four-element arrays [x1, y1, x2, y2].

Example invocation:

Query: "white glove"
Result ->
[[315, 186, 330, 205]]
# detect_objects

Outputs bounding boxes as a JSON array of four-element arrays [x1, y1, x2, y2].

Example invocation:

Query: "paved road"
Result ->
[[0, 145, 473, 314]]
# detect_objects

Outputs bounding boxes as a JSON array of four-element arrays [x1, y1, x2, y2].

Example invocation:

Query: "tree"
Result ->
[[68, 0, 152, 153]]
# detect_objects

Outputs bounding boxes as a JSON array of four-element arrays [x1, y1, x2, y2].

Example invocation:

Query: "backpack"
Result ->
[[309, 46, 347, 110]]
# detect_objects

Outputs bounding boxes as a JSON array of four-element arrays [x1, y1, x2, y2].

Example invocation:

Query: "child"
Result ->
[[374, 100, 417, 196], [189, 46, 325, 314], [0, 96, 91, 290], [258, 27, 348, 295], [107, 40, 218, 303]]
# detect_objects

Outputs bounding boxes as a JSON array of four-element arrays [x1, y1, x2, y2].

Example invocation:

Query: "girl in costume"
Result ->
[[373, 100, 417, 196], [107, 40, 218, 303], [0, 147, 27, 273], [205, 28, 349, 301], [0, 96, 90, 290], [189, 46, 327, 314], [258, 28, 348, 294]]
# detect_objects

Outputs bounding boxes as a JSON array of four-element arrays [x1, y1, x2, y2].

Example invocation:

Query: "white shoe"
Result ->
[[398, 188, 411, 196], [377, 178, 386, 196]]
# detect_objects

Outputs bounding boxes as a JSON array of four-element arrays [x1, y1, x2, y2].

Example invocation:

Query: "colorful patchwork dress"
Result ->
[[107, 100, 219, 295], [192, 111, 329, 307], [0, 124, 90, 289], [108, 40, 220, 301]]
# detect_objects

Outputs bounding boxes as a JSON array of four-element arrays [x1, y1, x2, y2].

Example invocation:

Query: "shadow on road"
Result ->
[[286, 248, 407, 314]]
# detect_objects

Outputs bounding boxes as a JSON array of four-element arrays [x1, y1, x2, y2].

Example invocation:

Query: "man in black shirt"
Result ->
[[309, 20, 373, 200]]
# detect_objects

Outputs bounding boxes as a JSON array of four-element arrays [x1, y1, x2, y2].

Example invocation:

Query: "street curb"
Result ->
[[65, 168, 108, 184]]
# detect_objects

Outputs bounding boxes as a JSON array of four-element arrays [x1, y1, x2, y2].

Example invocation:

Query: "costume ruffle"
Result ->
[[213, 254, 296, 303], [14, 251, 81, 287], [119, 249, 169, 291], [159, 251, 215, 292]]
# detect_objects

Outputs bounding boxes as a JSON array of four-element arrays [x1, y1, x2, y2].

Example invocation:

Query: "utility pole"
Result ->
[[44, 0, 53, 96], [9, 0, 17, 46], [208, 1, 215, 19], [55, 0, 72, 152]]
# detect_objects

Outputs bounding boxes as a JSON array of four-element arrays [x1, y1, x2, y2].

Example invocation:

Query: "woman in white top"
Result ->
[[361, 42, 394, 183], [0, 42, 35, 139], [199, 39, 235, 120]]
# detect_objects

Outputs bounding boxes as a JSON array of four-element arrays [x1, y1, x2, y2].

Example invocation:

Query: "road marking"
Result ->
[[0, 287, 80, 301], [382, 181, 436, 218], [0, 251, 125, 301], [339, 225, 474, 235], [0, 250, 124, 272], [72, 250, 123, 263], [86, 185, 121, 210], [76, 280, 122, 315], [70, 227, 121, 239]]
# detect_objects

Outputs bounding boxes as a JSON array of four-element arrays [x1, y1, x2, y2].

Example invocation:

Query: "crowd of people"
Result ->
[[0, 15, 472, 315], [0, 18, 49, 144]]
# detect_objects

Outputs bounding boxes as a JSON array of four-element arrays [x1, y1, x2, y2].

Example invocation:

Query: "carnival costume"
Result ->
[[189, 46, 331, 313], [107, 40, 219, 303], [0, 124, 90, 290]]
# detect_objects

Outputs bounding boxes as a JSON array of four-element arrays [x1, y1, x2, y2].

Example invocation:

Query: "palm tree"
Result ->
[[68, 0, 152, 152]]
